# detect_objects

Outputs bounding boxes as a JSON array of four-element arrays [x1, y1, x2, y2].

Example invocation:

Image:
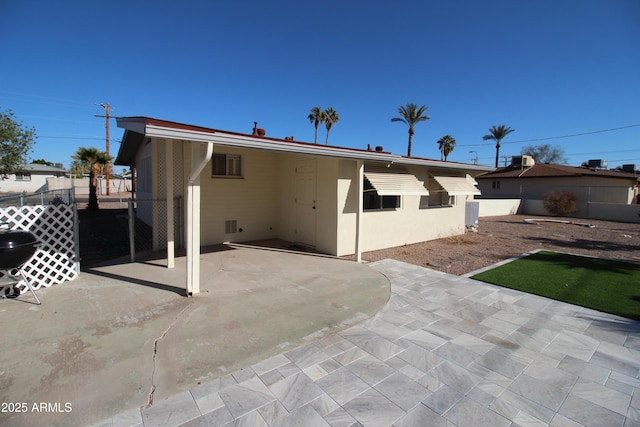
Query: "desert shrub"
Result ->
[[543, 191, 577, 216]]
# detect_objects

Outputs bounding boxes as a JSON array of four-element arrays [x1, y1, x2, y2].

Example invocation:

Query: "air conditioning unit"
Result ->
[[588, 159, 607, 169], [511, 155, 535, 168], [521, 155, 535, 167]]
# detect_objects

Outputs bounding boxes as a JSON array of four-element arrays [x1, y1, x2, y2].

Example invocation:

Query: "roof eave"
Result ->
[[115, 117, 494, 171]]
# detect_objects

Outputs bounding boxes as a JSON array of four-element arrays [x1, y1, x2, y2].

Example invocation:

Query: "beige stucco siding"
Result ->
[[198, 147, 279, 245], [275, 154, 340, 255], [335, 161, 468, 256], [315, 157, 339, 255], [146, 140, 476, 256]]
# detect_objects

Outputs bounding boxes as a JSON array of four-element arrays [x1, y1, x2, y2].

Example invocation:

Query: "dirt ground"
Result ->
[[360, 215, 640, 276]]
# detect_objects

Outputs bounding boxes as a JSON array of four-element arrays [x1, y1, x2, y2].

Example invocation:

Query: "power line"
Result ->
[[458, 124, 640, 147], [0, 91, 96, 109], [37, 135, 106, 140]]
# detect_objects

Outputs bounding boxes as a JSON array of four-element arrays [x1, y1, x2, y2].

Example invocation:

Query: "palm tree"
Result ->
[[307, 106, 325, 144], [73, 147, 112, 211], [391, 103, 430, 157], [437, 135, 456, 161], [483, 125, 515, 168], [323, 107, 339, 145]]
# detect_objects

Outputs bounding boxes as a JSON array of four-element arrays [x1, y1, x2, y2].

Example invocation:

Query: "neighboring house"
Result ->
[[477, 156, 640, 204], [115, 117, 492, 293], [0, 163, 67, 194]]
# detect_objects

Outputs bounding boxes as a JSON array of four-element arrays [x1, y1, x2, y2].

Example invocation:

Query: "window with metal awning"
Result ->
[[432, 175, 481, 196], [362, 166, 429, 210], [363, 166, 430, 196]]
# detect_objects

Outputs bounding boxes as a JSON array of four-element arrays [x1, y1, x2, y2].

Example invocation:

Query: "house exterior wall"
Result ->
[[479, 176, 636, 204], [0, 173, 53, 193], [143, 140, 478, 256], [315, 157, 339, 254], [135, 140, 154, 228], [335, 161, 468, 256], [198, 146, 279, 245], [275, 154, 340, 255]]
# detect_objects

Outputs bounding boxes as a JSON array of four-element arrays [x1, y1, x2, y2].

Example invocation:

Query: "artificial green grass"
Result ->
[[471, 251, 640, 321]]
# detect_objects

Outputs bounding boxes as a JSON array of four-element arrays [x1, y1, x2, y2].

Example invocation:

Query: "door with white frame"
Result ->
[[295, 159, 317, 247]]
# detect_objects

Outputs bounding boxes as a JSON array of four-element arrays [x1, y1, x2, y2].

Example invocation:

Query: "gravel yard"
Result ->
[[360, 215, 640, 276]]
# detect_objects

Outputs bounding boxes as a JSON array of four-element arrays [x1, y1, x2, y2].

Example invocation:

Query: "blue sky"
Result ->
[[1, 0, 639, 170]]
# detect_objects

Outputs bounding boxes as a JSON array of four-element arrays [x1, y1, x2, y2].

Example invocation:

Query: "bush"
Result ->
[[543, 191, 577, 216]]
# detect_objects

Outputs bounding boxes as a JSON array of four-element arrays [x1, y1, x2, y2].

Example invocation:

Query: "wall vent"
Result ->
[[225, 220, 237, 234]]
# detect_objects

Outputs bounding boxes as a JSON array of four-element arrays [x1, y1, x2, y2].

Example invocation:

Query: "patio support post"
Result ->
[[165, 139, 175, 268], [355, 160, 363, 262], [186, 141, 213, 295]]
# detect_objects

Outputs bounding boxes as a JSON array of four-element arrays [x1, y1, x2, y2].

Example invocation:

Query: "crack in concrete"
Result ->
[[146, 301, 195, 407]]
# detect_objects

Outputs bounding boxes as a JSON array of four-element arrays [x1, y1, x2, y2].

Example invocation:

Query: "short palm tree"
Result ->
[[307, 106, 325, 144], [323, 107, 339, 145], [483, 125, 515, 168], [391, 103, 430, 157], [437, 135, 456, 161], [73, 147, 112, 211]]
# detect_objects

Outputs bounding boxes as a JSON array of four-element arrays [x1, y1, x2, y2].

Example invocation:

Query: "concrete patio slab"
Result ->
[[0, 246, 389, 427], [93, 258, 640, 427]]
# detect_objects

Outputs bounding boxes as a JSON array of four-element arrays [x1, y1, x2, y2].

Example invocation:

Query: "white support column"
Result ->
[[355, 160, 364, 262], [165, 139, 175, 268], [186, 141, 213, 295]]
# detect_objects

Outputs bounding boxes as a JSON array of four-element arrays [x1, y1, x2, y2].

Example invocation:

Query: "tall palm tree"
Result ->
[[73, 147, 112, 211], [391, 103, 430, 157], [323, 107, 339, 145], [483, 125, 515, 168], [307, 106, 324, 144], [437, 135, 456, 161]]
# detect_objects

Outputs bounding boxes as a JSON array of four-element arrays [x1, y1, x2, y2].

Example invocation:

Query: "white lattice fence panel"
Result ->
[[0, 204, 79, 293]]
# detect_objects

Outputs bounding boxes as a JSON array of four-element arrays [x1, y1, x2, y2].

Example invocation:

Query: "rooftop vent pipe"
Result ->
[[252, 121, 266, 137]]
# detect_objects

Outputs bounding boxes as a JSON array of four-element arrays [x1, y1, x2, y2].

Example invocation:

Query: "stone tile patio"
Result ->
[[97, 259, 640, 427]]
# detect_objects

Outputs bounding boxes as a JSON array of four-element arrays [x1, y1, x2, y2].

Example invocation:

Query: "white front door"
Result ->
[[295, 159, 317, 247]]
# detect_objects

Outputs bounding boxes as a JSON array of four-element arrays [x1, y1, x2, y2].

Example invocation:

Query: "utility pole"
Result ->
[[96, 103, 111, 195]]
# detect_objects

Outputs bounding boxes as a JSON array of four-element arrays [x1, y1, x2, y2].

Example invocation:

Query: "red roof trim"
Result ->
[[123, 116, 441, 159]]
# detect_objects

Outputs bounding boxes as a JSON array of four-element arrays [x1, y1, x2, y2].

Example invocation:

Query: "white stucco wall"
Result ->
[[478, 199, 522, 217], [0, 174, 50, 193]]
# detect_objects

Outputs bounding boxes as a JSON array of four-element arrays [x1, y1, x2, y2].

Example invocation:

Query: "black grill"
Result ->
[[0, 229, 41, 304], [0, 230, 39, 270]]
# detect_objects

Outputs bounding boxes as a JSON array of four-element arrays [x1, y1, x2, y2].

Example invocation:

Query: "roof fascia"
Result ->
[[399, 157, 494, 172], [116, 117, 147, 135], [145, 124, 402, 162], [118, 118, 494, 172]]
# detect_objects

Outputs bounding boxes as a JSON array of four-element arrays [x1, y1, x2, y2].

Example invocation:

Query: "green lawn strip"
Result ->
[[471, 251, 640, 321]]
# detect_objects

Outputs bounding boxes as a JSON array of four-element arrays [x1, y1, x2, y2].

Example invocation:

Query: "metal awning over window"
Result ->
[[433, 175, 481, 196], [364, 167, 429, 196]]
